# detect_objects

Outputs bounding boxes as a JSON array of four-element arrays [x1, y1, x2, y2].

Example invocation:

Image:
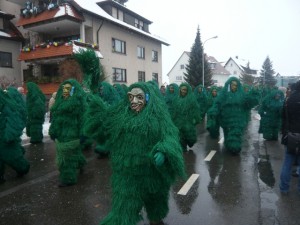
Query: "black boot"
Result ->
[[0, 176, 6, 184]]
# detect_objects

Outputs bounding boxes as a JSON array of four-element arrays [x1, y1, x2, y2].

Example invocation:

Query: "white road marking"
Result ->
[[177, 174, 199, 195], [218, 137, 224, 144], [204, 150, 217, 161]]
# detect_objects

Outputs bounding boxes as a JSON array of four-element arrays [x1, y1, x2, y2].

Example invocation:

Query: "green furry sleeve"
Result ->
[[150, 123, 187, 182], [83, 94, 108, 143]]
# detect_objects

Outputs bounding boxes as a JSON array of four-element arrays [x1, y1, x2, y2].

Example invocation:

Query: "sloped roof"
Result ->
[[167, 51, 190, 76], [0, 11, 24, 41], [16, 4, 84, 27], [241, 65, 257, 75], [72, 0, 169, 46], [207, 55, 230, 75]]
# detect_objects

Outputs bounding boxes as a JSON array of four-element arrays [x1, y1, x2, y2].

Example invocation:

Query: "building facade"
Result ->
[[0, 10, 24, 88], [2, 0, 168, 93]]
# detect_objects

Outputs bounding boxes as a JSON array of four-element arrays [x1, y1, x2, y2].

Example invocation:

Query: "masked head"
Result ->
[[212, 89, 217, 97], [230, 80, 238, 93], [198, 86, 202, 93], [62, 83, 73, 99], [180, 85, 188, 97], [169, 85, 174, 93], [127, 87, 146, 113]]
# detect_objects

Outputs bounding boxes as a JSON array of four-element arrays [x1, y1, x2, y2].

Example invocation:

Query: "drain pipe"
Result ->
[[97, 21, 104, 45]]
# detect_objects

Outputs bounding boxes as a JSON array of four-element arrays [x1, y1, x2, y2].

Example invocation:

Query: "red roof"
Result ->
[[16, 4, 83, 27]]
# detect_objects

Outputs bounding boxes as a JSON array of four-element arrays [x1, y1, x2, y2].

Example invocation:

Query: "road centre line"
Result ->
[[177, 174, 199, 195], [204, 150, 217, 161]]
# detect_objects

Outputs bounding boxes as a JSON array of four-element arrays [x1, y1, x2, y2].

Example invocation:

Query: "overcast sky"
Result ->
[[126, 0, 300, 83]]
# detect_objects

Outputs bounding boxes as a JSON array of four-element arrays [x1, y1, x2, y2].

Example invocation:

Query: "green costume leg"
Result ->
[[56, 140, 86, 185], [0, 143, 30, 176], [100, 175, 143, 225], [223, 127, 243, 153], [0, 160, 6, 183], [94, 142, 109, 158], [179, 124, 197, 151], [144, 186, 170, 223], [30, 123, 43, 143]]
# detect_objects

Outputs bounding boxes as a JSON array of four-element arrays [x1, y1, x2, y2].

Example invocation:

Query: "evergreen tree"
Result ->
[[184, 26, 213, 88], [240, 71, 255, 86], [258, 56, 277, 88]]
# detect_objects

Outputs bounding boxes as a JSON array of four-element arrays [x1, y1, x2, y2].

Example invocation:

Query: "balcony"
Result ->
[[16, 3, 83, 36]]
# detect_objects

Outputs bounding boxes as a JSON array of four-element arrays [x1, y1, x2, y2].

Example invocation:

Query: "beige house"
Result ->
[[3, 0, 169, 93]]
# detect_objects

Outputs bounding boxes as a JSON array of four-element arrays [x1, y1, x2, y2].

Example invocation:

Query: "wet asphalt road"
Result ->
[[1, 110, 300, 225]]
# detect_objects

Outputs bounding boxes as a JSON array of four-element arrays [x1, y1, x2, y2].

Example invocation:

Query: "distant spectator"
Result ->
[[17, 86, 26, 103], [279, 80, 300, 194], [48, 92, 57, 123]]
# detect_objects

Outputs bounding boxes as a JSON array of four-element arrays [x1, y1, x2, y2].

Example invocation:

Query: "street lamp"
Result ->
[[202, 35, 218, 87]]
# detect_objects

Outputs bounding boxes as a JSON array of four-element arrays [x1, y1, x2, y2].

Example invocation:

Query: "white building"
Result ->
[[167, 51, 230, 87]]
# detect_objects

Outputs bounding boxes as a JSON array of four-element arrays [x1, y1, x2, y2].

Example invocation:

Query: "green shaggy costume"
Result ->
[[258, 89, 284, 140], [170, 83, 201, 151], [206, 86, 220, 139], [207, 77, 258, 153], [49, 79, 87, 186], [84, 82, 185, 225], [165, 83, 179, 114], [193, 84, 208, 120], [0, 88, 30, 183], [26, 82, 46, 143]]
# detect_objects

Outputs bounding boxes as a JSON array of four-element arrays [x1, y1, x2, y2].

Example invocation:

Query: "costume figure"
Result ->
[[206, 86, 220, 139], [49, 79, 87, 187], [95, 81, 121, 158], [26, 82, 46, 143], [0, 88, 30, 183], [99, 81, 120, 105], [48, 91, 57, 123], [258, 89, 284, 140], [165, 83, 179, 115], [113, 83, 126, 100], [170, 82, 201, 151], [84, 82, 185, 225], [207, 77, 258, 153], [193, 84, 208, 120]]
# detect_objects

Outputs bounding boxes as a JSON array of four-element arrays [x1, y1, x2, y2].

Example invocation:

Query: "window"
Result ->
[[112, 38, 126, 54], [0, 18, 3, 30], [152, 73, 158, 82], [180, 64, 184, 69], [112, 7, 118, 18], [112, 7, 123, 21], [113, 67, 127, 82], [139, 21, 144, 30], [138, 71, 145, 82], [176, 76, 182, 81], [137, 46, 145, 59], [0, 51, 12, 68], [134, 18, 144, 30], [210, 63, 216, 69], [118, 10, 124, 21], [152, 50, 158, 62]]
